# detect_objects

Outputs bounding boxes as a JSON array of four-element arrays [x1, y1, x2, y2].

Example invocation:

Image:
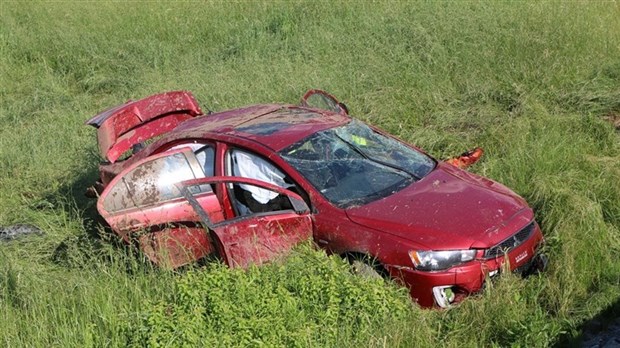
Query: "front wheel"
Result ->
[[346, 253, 387, 280]]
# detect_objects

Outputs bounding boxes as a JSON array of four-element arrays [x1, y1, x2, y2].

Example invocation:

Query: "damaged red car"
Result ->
[[86, 90, 546, 308]]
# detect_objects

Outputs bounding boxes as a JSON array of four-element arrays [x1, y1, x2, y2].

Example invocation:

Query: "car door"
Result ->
[[97, 148, 223, 268], [179, 177, 313, 268]]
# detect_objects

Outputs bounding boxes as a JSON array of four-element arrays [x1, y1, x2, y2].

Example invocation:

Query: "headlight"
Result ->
[[408, 250, 476, 271]]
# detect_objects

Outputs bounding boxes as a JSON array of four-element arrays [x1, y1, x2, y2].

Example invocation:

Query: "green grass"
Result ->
[[1, 1, 619, 347]]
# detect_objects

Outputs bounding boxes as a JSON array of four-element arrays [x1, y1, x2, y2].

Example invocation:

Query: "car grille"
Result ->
[[483, 222, 535, 259]]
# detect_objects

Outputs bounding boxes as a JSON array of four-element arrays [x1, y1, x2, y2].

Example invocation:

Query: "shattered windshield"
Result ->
[[279, 120, 435, 207]]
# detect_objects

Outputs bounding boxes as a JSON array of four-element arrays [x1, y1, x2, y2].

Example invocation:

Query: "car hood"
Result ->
[[345, 163, 533, 250]]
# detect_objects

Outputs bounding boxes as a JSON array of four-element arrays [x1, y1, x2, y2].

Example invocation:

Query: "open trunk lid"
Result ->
[[85, 91, 204, 163]]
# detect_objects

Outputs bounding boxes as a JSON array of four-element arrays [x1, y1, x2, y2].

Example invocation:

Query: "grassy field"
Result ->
[[1, 1, 619, 347]]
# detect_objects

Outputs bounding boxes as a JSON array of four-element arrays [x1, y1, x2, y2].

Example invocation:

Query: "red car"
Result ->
[[86, 90, 546, 308]]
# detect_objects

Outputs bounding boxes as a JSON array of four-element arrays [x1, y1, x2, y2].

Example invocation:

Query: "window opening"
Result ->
[[228, 149, 296, 216], [103, 151, 211, 213]]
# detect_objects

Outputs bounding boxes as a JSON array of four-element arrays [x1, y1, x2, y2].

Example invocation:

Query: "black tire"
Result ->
[[346, 253, 388, 280]]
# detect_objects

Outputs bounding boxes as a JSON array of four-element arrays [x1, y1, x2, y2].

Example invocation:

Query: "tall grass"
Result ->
[[1, 1, 619, 346]]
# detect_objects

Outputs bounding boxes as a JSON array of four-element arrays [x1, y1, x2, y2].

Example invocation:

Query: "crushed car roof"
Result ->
[[171, 104, 351, 151]]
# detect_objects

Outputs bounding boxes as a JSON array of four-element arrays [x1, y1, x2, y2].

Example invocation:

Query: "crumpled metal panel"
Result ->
[[85, 91, 203, 162]]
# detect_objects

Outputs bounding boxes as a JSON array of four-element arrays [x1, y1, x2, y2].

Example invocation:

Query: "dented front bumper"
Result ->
[[391, 223, 545, 308]]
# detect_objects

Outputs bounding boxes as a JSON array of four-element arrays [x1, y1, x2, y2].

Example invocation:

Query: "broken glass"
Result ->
[[280, 121, 435, 208]]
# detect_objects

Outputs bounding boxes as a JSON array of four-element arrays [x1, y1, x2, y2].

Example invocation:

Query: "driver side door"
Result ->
[[180, 177, 313, 268]]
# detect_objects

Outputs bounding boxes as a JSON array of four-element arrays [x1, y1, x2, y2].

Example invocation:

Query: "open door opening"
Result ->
[[180, 177, 313, 268]]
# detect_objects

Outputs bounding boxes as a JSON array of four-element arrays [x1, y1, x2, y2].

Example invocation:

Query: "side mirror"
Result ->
[[445, 147, 484, 169], [289, 196, 310, 215], [300, 89, 349, 116]]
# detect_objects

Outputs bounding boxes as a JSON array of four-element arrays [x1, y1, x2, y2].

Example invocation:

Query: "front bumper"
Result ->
[[391, 224, 546, 308]]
